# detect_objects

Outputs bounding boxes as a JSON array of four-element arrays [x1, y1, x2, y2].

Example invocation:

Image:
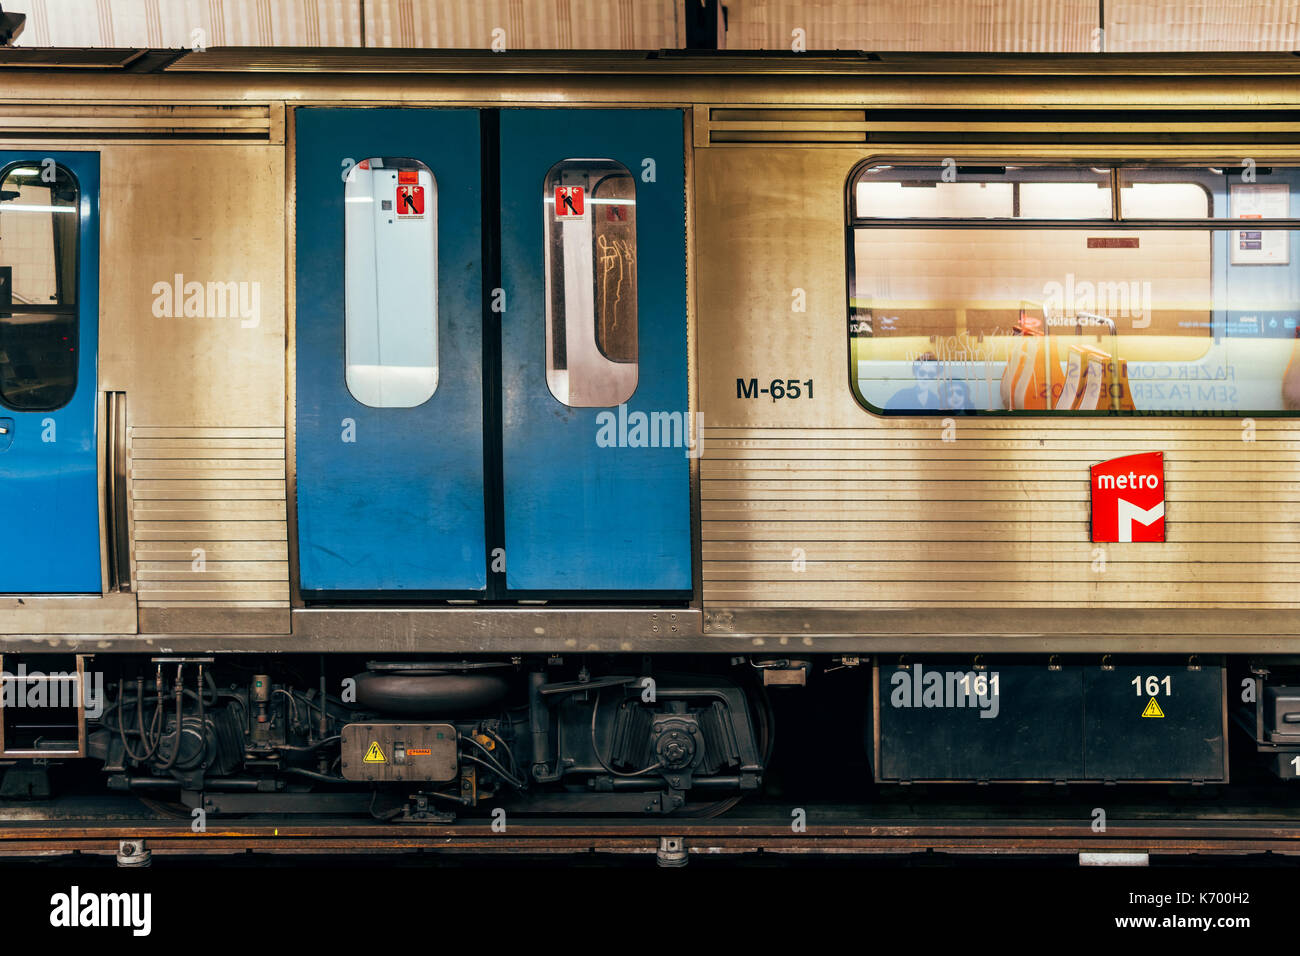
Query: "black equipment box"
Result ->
[[874, 659, 1226, 783], [1263, 685, 1300, 743]]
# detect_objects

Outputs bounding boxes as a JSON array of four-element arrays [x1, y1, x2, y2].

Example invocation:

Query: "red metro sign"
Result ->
[[1090, 452, 1165, 543]]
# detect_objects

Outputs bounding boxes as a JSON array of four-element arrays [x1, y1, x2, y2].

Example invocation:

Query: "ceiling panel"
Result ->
[[3, 0, 681, 49], [363, 0, 681, 49], [1106, 0, 1300, 51], [720, 0, 1098, 52], [3, 0, 1300, 52]]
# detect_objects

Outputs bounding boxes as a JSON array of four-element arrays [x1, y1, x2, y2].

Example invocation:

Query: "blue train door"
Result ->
[[498, 109, 692, 594], [0, 152, 101, 594], [295, 109, 487, 594], [295, 108, 690, 598]]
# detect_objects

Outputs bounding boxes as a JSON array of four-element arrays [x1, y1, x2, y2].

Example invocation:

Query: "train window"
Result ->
[[853, 164, 1112, 220], [0, 162, 79, 411], [344, 157, 438, 408], [1117, 164, 1296, 218], [847, 162, 1300, 415], [543, 159, 638, 407]]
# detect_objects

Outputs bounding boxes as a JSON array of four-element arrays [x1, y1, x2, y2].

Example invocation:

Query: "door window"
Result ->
[[543, 159, 639, 407], [344, 157, 438, 408], [0, 161, 79, 411]]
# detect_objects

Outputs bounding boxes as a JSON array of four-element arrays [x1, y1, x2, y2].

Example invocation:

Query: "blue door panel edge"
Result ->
[[500, 109, 692, 592], [0, 151, 101, 594], [295, 109, 486, 592]]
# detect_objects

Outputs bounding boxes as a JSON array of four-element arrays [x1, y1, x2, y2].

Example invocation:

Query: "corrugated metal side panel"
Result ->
[[703, 106, 1300, 148], [700, 422, 1300, 608], [129, 426, 290, 608], [695, 144, 1300, 615], [0, 104, 277, 142]]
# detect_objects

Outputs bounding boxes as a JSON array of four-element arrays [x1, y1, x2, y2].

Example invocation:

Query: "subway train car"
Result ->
[[1, 47, 1299, 819]]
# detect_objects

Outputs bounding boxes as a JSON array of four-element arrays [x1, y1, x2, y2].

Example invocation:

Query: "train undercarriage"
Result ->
[[3, 652, 1300, 826], [2, 654, 770, 820]]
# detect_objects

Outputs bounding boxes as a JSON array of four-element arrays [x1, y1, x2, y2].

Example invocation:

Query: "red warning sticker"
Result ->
[[398, 170, 419, 184], [396, 183, 425, 218], [555, 185, 585, 219]]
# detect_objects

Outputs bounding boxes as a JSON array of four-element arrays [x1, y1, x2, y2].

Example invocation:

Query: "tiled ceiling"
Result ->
[[4, 0, 1299, 51], [3, 0, 682, 48]]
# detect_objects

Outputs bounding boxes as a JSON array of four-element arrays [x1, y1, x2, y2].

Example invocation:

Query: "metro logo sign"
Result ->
[[1090, 452, 1165, 543]]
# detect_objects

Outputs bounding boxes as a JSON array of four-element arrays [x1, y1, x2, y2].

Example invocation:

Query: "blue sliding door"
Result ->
[[499, 109, 691, 593], [0, 151, 101, 594], [295, 109, 486, 593]]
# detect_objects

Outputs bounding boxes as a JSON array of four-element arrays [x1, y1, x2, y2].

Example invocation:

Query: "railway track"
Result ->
[[4, 814, 1300, 863]]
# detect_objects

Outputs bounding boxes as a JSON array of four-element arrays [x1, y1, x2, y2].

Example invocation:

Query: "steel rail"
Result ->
[[1, 816, 1300, 860]]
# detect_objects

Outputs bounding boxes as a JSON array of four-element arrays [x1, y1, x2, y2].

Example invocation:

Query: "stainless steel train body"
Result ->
[[1, 48, 1299, 812]]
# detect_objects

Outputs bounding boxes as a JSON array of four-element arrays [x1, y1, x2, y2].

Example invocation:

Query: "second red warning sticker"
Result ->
[[555, 184, 585, 219], [396, 171, 425, 218]]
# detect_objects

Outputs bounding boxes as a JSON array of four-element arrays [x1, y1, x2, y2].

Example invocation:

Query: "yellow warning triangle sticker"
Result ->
[[1142, 697, 1165, 719], [363, 741, 386, 763]]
